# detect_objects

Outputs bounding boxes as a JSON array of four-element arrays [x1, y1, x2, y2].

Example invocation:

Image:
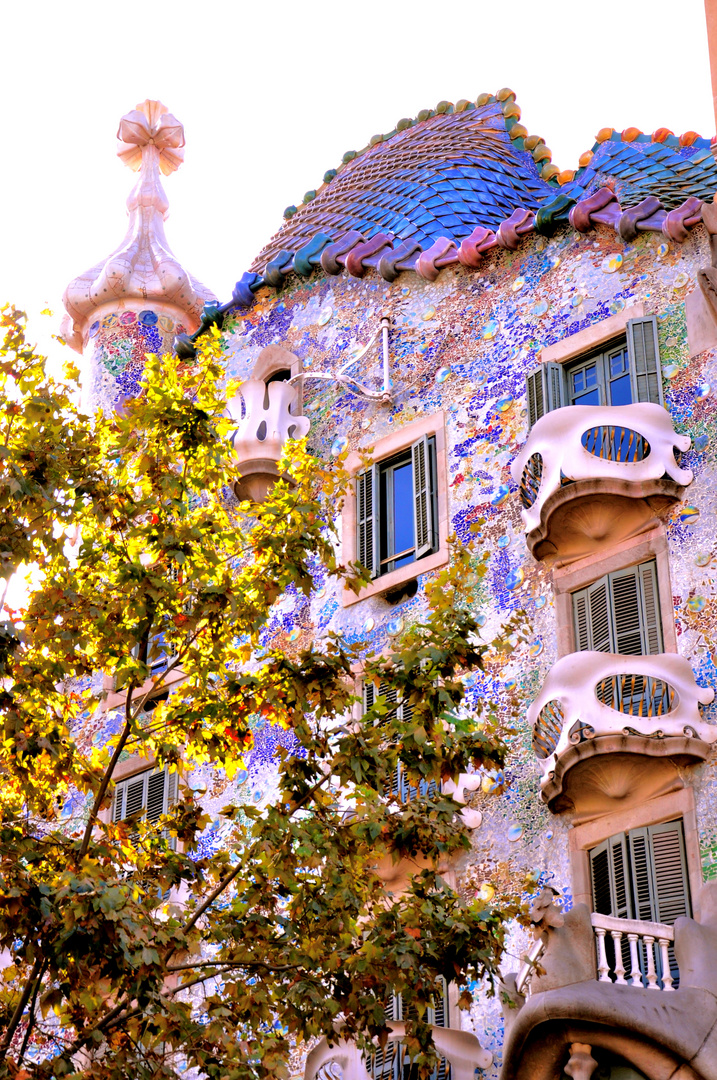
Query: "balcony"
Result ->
[[529, 651, 716, 811], [305, 1023, 492, 1080], [227, 378, 310, 503], [510, 403, 693, 563], [500, 889, 717, 1080]]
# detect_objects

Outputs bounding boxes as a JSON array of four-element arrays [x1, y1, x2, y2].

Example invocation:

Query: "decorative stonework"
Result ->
[[61, 100, 215, 355], [227, 379, 310, 502], [511, 403, 693, 561], [530, 650, 716, 806]]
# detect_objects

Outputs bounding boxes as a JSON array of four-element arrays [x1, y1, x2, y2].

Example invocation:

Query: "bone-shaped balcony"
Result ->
[[304, 1022, 492, 1080], [227, 378, 310, 502], [529, 651, 715, 808], [510, 403, 693, 563]]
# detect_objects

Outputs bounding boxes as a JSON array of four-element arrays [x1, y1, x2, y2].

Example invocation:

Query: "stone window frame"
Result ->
[[551, 523, 677, 659], [540, 303, 646, 367], [568, 787, 704, 922], [341, 411, 449, 607]]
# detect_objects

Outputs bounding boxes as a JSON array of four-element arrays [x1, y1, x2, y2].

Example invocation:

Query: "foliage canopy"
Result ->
[[0, 307, 522, 1079]]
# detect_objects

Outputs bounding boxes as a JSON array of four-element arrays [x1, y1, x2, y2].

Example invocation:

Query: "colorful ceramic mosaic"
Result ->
[[64, 93, 717, 1080]]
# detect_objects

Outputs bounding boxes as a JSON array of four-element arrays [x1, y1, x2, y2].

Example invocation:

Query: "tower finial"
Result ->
[[61, 100, 215, 355]]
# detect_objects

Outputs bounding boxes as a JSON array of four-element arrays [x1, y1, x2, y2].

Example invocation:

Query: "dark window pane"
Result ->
[[609, 349, 629, 377], [585, 364, 598, 387], [572, 370, 585, 393]]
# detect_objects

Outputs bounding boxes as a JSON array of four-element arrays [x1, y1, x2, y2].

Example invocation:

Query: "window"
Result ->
[[368, 984, 449, 1080], [112, 765, 177, 832], [526, 316, 663, 427], [590, 819, 691, 986], [572, 560, 662, 657], [362, 681, 436, 802], [356, 436, 438, 579]]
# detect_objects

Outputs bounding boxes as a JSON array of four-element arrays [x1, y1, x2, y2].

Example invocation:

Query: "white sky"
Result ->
[[1, 0, 714, 362]]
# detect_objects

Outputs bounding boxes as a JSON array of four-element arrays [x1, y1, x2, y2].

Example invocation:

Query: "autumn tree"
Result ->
[[0, 306, 523, 1079]]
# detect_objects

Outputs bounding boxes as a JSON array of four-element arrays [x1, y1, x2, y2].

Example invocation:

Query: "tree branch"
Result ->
[[0, 953, 43, 1056]]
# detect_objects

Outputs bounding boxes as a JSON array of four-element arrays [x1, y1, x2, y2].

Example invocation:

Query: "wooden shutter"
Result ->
[[526, 367, 545, 428], [526, 363, 565, 429], [574, 562, 662, 658], [637, 561, 663, 655], [356, 464, 379, 578], [572, 576, 612, 653], [590, 833, 632, 919], [642, 821, 691, 925], [609, 566, 644, 657], [364, 681, 402, 797], [627, 316, 663, 405], [412, 436, 434, 559]]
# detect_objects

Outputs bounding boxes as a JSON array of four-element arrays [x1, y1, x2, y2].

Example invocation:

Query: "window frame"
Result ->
[[526, 307, 664, 429], [568, 787, 703, 923], [341, 413, 448, 607], [552, 526, 677, 659]]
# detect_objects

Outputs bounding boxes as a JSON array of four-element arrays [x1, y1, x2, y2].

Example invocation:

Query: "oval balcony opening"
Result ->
[[580, 424, 650, 463], [510, 403, 693, 564]]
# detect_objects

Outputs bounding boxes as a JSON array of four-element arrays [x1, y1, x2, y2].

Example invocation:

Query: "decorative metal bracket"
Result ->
[[289, 315, 393, 403]]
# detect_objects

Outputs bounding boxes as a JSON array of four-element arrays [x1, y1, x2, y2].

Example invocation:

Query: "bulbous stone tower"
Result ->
[[61, 99, 216, 413]]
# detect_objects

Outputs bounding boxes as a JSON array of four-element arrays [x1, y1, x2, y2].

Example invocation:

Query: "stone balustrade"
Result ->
[[529, 650, 716, 801], [304, 1023, 492, 1080], [510, 403, 692, 561], [227, 378, 310, 502], [591, 912, 675, 990], [515, 913, 676, 996]]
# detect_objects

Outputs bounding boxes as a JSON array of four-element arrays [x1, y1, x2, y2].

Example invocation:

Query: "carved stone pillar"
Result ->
[[564, 1042, 599, 1080]]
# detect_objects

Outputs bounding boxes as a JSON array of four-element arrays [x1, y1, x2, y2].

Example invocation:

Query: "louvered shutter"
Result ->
[[364, 681, 402, 797], [412, 436, 434, 559], [637, 561, 663, 655], [356, 464, 380, 578], [573, 576, 612, 654], [526, 367, 545, 429], [590, 834, 632, 919], [609, 566, 644, 657], [627, 823, 690, 925], [526, 363, 565, 429], [627, 316, 663, 406], [146, 769, 167, 824]]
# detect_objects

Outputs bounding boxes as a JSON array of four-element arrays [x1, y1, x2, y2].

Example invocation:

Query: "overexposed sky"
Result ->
[[1, 0, 714, 361]]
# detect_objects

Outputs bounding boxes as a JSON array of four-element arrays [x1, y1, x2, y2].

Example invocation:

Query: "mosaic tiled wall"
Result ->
[[85, 306, 186, 413], [84, 220, 717, 1077]]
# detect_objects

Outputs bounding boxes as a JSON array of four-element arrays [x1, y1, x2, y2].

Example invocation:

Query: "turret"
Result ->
[[61, 99, 216, 413]]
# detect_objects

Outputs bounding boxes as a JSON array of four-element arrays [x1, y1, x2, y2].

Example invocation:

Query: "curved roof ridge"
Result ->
[[278, 88, 562, 225]]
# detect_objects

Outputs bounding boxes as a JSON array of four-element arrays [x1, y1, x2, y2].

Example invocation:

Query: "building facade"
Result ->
[[62, 93, 717, 1080]]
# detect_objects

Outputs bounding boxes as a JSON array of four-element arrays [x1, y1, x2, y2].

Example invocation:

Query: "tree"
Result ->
[[0, 306, 524, 1079]]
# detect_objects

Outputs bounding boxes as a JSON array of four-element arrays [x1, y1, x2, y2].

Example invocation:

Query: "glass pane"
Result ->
[[584, 364, 598, 387], [610, 372, 632, 406], [572, 370, 585, 393], [392, 461, 415, 567], [575, 386, 601, 406], [609, 348, 629, 377]]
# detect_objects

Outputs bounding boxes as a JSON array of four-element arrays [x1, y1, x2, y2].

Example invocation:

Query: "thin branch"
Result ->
[[78, 701, 133, 858], [17, 958, 47, 1063], [0, 953, 43, 1055]]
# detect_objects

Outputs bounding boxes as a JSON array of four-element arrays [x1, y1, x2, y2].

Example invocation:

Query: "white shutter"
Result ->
[[572, 576, 611, 653]]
